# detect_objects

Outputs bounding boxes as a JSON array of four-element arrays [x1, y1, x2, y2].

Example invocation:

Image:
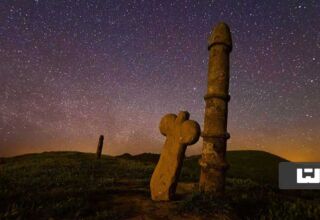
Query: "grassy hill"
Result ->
[[1, 151, 319, 219], [117, 150, 287, 185]]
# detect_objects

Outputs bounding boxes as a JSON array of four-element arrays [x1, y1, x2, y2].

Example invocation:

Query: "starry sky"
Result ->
[[0, 0, 319, 161]]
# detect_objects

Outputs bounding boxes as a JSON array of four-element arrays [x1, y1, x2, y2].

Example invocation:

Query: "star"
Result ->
[[0, 0, 319, 161]]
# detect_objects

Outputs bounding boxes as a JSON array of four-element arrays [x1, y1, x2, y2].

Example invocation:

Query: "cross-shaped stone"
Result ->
[[150, 111, 201, 201]]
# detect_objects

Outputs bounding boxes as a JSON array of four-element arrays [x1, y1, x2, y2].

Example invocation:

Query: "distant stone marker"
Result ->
[[150, 111, 200, 201], [199, 22, 232, 195], [96, 135, 104, 159]]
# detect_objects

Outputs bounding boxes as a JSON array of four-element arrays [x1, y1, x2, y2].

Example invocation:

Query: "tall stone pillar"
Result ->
[[96, 135, 104, 159], [199, 22, 232, 195]]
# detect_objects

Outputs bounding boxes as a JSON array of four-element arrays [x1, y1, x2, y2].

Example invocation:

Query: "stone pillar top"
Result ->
[[208, 22, 232, 51]]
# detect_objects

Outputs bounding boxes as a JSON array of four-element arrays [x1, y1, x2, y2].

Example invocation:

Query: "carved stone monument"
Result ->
[[150, 111, 200, 201], [199, 22, 232, 195], [96, 135, 104, 159]]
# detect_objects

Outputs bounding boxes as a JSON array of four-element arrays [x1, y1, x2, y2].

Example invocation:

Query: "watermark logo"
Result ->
[[297, 168, 320, 184], [279, 162, 320, 189]]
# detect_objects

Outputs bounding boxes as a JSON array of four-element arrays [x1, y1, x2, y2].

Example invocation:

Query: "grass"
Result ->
[[0, 151, 320, 219]]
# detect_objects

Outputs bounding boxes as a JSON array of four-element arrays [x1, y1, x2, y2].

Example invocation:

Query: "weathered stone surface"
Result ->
[[150, 111, 200, 201], [199, 22, 232, 195], [96, 135, 104, 159]]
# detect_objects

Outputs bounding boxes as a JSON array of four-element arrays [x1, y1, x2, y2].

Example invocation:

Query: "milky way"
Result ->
[[0, 0, 319, 161]]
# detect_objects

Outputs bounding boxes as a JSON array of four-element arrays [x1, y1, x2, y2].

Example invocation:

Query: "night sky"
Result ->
[[0, 0, 319, 161]]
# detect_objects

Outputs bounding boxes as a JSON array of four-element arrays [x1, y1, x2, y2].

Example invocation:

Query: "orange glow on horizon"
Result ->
[[1, 142, 318, 163]]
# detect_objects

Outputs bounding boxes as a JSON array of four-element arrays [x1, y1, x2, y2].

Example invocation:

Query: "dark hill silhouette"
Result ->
[[116, 150, 287, 185]]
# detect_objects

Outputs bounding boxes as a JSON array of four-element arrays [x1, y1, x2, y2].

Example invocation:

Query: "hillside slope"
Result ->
[[117, 150, 287, 185], [1, 151, 319, 220]]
